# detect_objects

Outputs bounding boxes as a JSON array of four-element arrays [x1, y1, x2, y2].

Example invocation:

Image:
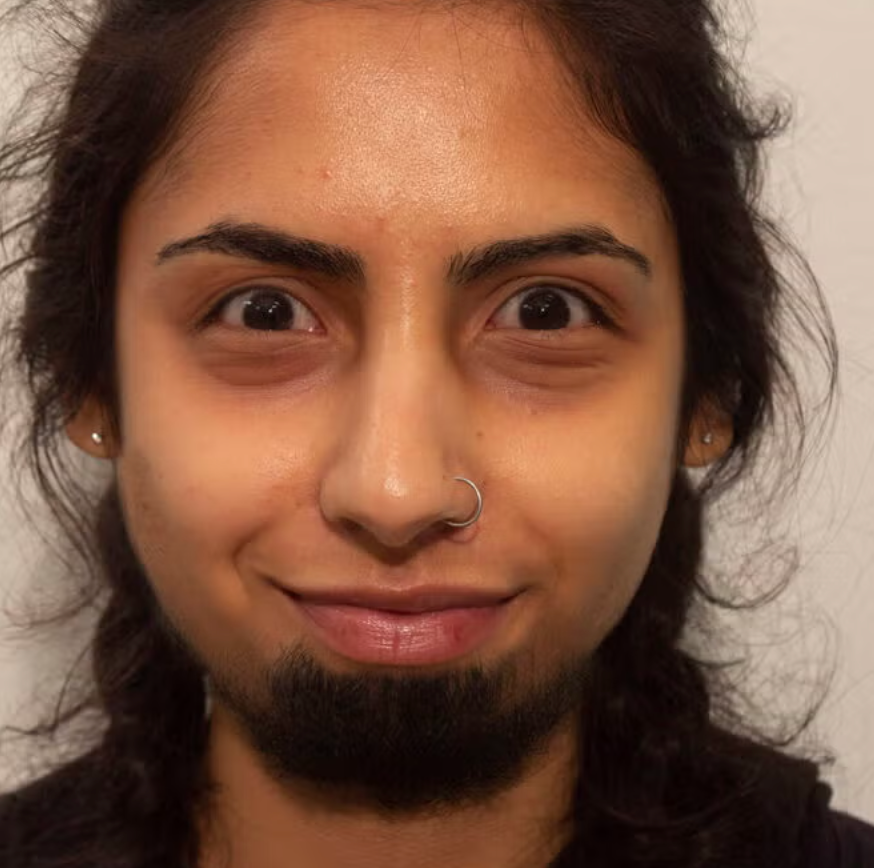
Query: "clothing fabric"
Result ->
[[798, 781, 874, 867]]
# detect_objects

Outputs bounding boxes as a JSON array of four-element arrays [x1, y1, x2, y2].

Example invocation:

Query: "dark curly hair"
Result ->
[[0, 0, 839, 866]]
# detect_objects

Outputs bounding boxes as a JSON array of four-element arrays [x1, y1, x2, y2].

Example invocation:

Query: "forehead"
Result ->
[[132, 1, 667, 251]]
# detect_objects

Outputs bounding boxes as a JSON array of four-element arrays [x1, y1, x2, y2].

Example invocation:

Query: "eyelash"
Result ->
[[196, 283, 616, 334]]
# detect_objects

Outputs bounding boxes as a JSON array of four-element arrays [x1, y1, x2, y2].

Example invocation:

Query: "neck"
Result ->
[[197, 703, 579, 868]]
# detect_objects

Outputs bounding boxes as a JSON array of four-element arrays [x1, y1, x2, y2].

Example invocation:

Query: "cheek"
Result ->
[[561, 452, 672, 634], [113, 333, 314, 657], [116, 422, 323, 676], [114, 310, 307, 573], [499, 387, 679, 653], [117, 437, 253, 567], [115, 443, 252, 644]]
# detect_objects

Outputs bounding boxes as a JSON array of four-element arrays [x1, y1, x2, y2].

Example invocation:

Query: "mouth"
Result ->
[[285, 585, 519, 614], [278, 585, 521, 666]]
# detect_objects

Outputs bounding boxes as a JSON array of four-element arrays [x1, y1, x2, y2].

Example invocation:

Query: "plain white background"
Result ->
[[0, 0, 872, 820]]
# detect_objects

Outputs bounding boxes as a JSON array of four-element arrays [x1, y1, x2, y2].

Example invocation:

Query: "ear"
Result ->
[[65, 396, 118, 459], [682, 400, 733, 468]]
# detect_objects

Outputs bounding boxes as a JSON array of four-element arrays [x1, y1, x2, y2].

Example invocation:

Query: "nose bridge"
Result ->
[[360, 332, 451, 479], [319, 315, 469, 549]]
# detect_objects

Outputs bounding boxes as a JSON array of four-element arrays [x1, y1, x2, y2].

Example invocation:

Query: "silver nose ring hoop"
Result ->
[[444, 476, 483, 528]]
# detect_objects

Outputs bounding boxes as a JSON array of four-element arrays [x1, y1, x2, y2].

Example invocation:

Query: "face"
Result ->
[[72, 1, 714, 814]]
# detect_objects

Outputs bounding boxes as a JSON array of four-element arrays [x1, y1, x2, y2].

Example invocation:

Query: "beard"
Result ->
[[202, 638, 590, 819]]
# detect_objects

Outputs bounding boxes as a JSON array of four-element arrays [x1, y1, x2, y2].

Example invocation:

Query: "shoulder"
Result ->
[[796, 781, 874, 868]]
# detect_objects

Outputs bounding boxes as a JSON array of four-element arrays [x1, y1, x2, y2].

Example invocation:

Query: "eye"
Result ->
[[200, 287, 321, 333], [489, 284, 611, 332]]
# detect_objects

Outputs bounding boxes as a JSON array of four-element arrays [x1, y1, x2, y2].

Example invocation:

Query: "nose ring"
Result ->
[[444, 477, 483, 528]]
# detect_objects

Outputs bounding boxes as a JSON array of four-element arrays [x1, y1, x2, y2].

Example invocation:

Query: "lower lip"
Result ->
[[290, 596, 513, 666]]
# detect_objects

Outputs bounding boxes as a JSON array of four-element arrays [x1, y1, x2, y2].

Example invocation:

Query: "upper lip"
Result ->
[[286, 585, 519, 613]]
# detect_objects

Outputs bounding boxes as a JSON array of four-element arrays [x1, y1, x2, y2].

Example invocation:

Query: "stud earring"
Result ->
[[91, 431, 104, 446], [701, 432, 714, 446]]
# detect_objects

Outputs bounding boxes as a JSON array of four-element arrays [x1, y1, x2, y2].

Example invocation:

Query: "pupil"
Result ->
[[519, 289, 570, 330], [242, 292, 294, 330]]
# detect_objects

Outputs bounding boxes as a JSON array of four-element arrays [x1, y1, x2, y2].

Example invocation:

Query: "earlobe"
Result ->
[[65, 397, 116, 459], [682, 406, 733, 468]]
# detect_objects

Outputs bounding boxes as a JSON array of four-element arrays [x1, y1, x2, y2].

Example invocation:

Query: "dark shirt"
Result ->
[[798, 781, 874, 867]]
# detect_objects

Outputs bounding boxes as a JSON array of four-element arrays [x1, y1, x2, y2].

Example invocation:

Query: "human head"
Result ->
[[0, 0, 836, 862]]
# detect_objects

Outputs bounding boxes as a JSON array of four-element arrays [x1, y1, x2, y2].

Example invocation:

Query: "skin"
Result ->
[[68, 2, 731, 867]]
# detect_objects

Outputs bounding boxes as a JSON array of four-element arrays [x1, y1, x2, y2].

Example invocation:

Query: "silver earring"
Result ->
[[444, 477, 483, 528], [701, 432, 714, 446], [91, 431, 104, 445]]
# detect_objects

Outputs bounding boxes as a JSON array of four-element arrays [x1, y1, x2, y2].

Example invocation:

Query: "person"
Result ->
[[0, 0, 871, 866]]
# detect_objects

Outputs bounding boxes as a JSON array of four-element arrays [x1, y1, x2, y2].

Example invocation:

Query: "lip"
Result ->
[[275, 584, 521, 666], [285, 584, 519, 614], [290, 598, 515, 666]]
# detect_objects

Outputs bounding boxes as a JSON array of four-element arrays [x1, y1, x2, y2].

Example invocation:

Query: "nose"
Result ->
[[319, 345, 476, 551]]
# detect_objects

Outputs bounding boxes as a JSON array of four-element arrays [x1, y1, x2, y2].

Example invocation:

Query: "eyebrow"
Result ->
[[156, 220, 652, 284]]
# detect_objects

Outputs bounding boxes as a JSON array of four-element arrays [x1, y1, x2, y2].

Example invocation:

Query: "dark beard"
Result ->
[[207, 641, 589, 819]]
